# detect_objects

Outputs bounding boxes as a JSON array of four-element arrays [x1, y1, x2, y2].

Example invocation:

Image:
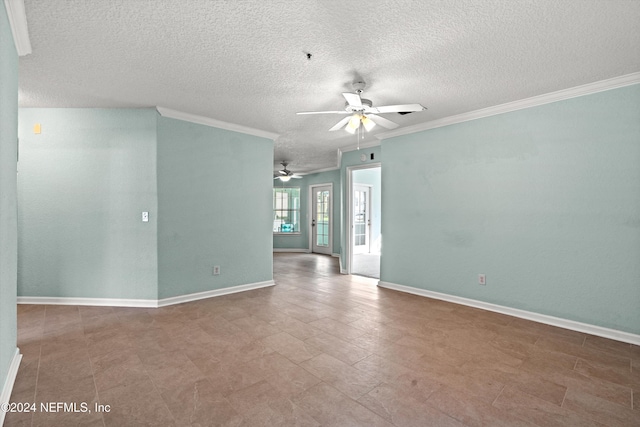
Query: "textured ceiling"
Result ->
[[17, 0, 640, 174]]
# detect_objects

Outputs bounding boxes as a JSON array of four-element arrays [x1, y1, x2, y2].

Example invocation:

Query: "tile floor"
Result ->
[[4, 253, 640, 426]]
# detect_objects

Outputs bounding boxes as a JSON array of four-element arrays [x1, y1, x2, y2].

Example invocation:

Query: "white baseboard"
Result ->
[[339, 256, 347, 275], [273, 248, 310, 253], [0, 348, 22, 427], [157, 280, 275, 307], [331, 253, 340, 258], [378, 281, 640, 346], [17, 280, 276, 309], [17, 296, 158, 308]]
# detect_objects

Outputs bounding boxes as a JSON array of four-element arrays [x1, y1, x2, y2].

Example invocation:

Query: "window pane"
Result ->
[[273, 188, 300, 233]]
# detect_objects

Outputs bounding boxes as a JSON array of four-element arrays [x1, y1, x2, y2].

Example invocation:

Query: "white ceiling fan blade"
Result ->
[[291, 175, 303, 179], [366, 114, 399, 129], [368, 104, 426, 114], [342, 92, 362, 107], [329, 116, 352, 131], [297, 110, 350, 115]]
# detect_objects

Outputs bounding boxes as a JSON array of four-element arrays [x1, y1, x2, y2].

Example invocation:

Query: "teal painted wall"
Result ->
[[353, 167, 382, 253], [340, 146, 382, 268], [157, 116, 273, 299], [273, 169, 341, 254], [0, 2, 18, 392], [17, 109, 158, 300], [381, 85, 640, 334]]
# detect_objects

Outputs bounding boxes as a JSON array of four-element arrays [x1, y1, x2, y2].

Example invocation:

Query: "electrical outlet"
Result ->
[[478, 274, 486, 285], [142, 212, 149, 222], [213, 266, 220, 276]]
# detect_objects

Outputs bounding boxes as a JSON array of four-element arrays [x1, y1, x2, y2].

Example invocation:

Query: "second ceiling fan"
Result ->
[[297, 81, 427, 133]]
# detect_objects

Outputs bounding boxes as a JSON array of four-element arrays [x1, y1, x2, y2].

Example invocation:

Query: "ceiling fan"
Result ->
[[274, 161, 302, 182], [296, 81, 426, 133]]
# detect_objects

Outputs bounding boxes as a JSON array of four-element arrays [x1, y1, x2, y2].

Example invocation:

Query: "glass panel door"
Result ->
[[353, 185, 371, 254], [311, 185, 332, 254]]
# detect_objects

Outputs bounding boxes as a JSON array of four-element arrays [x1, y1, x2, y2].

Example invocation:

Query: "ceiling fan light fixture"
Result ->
[[345, 124, 357, 134], [346, 115, 360, 133], [361, 115, 376, 131], [279, 175, 291, 182]]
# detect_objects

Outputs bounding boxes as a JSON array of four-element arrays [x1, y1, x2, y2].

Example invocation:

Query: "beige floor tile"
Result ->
[[159, 378, 242, 426], [262, 331, 322, 364], [8, 254, 636, 426], [293, 382, 393, 426], [427, 385, 535, 427], [358, 383, 465, 427], [519, 356, 633, 408], [300, 353, 381, 400], [304, 331, 372, 365], [562, 388, 640, 427], [493, 386, 606, 427]]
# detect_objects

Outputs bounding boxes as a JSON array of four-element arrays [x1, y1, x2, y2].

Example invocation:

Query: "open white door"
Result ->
[[353, 184, 371, 255]]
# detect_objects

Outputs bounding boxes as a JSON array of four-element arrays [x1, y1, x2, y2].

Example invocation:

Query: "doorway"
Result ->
[[347, 164, 381, 278], [310, 184, 332, 255]]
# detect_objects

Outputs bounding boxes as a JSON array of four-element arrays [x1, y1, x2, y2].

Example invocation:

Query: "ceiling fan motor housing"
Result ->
[[352, 81, 366, 93], [346, 98, 372, 113]]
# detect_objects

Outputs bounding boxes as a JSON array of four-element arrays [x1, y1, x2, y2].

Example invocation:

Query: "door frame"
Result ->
[[308, 183, 333, 255], [346, 163, 381, 274]]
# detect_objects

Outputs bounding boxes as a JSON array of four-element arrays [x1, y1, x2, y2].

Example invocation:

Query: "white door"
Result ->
[[312, 185, 332, 255], [353, 185, 371, 254]]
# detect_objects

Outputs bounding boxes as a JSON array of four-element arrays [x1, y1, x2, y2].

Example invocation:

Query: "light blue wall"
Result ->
[[381, 85, 640, 334], [353, 167, 382, 252], [157, 116, 273, 299], [0, 2, 18, 392], [17, 109, 159, 299], [273, 169, 341, 254]]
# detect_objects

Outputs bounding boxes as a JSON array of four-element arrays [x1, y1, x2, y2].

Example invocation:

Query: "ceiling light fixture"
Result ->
[[279, 175, 291, 182], [361, 115, 376, 132]]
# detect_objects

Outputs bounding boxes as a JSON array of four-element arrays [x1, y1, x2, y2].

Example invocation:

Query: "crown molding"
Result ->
[[376, 72, 640, 140], [4, 0, 32, 56], [303, 165, 340, 175], [156, 106, 279, 140]]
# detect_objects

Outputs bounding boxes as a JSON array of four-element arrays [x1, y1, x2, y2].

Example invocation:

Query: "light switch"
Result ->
[[142, 212, 149, 222]]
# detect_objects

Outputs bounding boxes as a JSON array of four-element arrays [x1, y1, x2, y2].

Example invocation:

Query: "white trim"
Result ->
[[309, 183, 334, 256], [303, 165, 340, 175], [339, 256, 346, 275], [0, 348, 22, 427], [376, 72, 640, 140], [331, 253, 340, 258], [273, 248, 309, 253], [16, 280, 276, 309], [156, 107, 279, 140], [157, 280, 275, 307], [378, 281, 640, 346], [17, 296, 158, 308], [3, 0, 31, 56]]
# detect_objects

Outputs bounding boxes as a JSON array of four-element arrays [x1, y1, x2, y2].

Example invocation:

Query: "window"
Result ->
[[273, 188, 300, 233]]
